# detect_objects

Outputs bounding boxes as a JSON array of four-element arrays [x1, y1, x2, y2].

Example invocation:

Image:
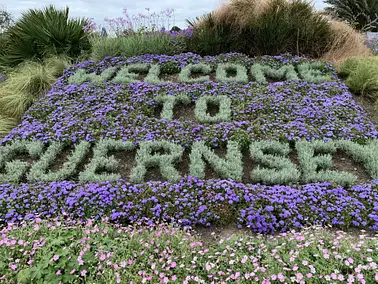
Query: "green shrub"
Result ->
[[185, 13, 234, 56], [338, 56, 378, 77], [337, 56, 378, 99], [346, 61, 378, 95], [0, 5, 90, 67], [90, 33, 185, 61], [186, 0, 332, 58]]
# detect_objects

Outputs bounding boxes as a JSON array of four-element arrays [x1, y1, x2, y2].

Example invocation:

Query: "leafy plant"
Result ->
[[0, 5, 91, 67], [324, 0, 378, 32]]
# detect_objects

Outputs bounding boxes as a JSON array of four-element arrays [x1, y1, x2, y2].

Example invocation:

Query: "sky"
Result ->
[[3, 0, 327, 29]]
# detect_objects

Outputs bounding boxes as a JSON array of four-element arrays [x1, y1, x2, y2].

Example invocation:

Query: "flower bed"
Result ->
[[1, 219, 378, 283], [1, 53, 378, 233]]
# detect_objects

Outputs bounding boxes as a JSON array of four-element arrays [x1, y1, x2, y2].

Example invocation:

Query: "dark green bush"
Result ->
[[325, 0, 378, 32], [186, 13, 235, 56], [0, 5, 91, 67], [186, 0, 332, 58]]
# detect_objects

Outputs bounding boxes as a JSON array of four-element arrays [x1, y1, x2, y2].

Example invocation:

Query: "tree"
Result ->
[[0, 6, 13, 33], [324, 0, 378, 32]]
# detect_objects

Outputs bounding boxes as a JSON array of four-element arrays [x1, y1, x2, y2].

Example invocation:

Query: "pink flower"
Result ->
[[70, 269, 76, 275], [231, 272, 240, 279], [348, 258, 354, 264], [56, 270, 61, 275], [81, 270, 87, 277], [52, 254, 60, 261], [33, 225, 39, 231], [171, 262, 176, 268], [296, 235, 305, 241], [296, 273, 303, 280], [277, 273, 285, 282], [172, 275, 177, 281], [206, 263, 213, 271], [241, 256, 248, 264]]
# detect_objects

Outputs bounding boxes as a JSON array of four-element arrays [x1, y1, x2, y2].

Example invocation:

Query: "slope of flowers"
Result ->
[[1, 219, 378, 283], [1, 53, 378, 234]]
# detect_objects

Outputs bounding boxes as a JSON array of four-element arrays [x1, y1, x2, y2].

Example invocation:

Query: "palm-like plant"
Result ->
[[0, 5, 91, 67], [324, 0, 378, 32]]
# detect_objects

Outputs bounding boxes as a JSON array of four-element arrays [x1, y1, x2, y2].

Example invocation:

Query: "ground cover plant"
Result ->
[[1, 219, 378, 283]]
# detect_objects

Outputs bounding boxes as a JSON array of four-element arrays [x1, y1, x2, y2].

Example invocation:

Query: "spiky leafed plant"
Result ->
[[0, 5, 91, 67], [324, 0, 378, 32]]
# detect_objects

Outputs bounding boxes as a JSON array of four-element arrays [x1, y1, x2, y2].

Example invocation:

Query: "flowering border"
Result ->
[[1, 177, 378, 233]]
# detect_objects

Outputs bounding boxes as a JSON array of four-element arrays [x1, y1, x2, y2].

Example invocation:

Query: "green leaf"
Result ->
[[30, 266, 43, 280], [17, 268, 32, 283]]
